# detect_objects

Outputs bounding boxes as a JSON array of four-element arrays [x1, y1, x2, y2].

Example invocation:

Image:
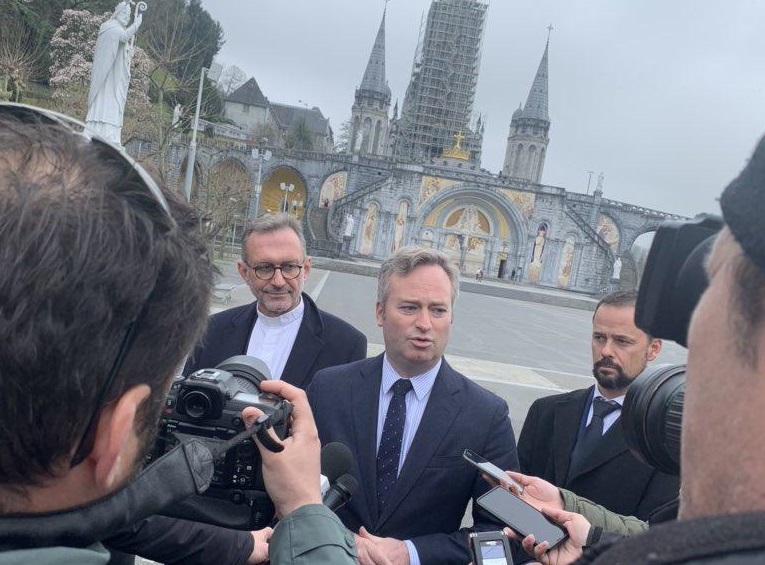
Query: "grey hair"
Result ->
[[241, 213, 306, 261], [377, 246, 460, 304]]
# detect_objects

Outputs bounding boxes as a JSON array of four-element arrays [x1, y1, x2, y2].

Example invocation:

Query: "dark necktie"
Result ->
[[568, 397, 621, 480], [377, 378, 413, 512]]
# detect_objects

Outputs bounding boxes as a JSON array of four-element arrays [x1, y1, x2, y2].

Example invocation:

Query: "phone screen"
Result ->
[[479, 540, 510, 565], [477, 486, 567, 548], [463, 449, 521, 491]]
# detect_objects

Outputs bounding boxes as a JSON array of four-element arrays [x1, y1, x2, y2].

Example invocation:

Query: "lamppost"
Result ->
[[183, 62, 223, 201], [280, 182, 295, 213], [250, 137, 271, 218], [290, 199, 305, 218]]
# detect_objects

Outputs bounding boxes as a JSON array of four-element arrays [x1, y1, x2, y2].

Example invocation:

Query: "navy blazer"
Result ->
[[308, 354, 519, 565], [518, 386, 680, 521], [184, 292, 367, 389]]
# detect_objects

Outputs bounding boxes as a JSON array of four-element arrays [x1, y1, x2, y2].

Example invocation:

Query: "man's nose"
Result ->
[[270, 268, 287, 285], [414, 309, 432, 330]]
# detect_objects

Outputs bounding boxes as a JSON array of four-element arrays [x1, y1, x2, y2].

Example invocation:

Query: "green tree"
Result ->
[[285, 117, 314, 151]]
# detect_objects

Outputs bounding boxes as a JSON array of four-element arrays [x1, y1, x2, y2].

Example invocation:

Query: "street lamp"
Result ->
[[250, 137, 271, 218], [183, 62, 223, 202], [280, 182, 295, 213]]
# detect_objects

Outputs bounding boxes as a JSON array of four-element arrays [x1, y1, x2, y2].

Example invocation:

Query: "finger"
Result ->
[[533, 540, 550, 560], [503, 471, 526, 495], [480, 472, 500, 487], [521, 534, 537, 555], [359, 526, 380, 541], [540, 506, 576, 524], [258, 380, 317, 436], [241, 406, 265, 428], [503, 527, 520, 541]]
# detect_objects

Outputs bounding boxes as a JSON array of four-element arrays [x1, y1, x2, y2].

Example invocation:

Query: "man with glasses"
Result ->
[[184, 213, 367, 389], [0, 105, 360, 565]]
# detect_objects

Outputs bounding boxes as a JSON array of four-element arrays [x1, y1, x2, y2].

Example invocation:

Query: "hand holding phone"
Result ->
[[462, 449, 523, 493], [477, 486, 567, 549]]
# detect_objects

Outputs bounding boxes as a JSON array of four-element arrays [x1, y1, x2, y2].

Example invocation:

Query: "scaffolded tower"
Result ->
[[392, 0, 487, 163]]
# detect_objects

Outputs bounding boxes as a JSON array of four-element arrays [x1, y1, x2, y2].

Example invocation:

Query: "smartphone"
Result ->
[[463, 449, 522, 492], [469, 531, 514, 565], [477, 486, 567, 549]]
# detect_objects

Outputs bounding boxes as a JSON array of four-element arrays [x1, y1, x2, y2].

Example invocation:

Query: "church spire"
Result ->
[[522, 38, 549, 122], [347, 8, 392, 156], [359, 10, 388, 95]]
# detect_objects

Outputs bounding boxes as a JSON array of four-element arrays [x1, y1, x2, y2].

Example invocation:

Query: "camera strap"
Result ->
[[0, 439, 214, 550]]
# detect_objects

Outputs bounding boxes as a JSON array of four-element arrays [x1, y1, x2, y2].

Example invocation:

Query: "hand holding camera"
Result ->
[[242, 379, 323, 518]]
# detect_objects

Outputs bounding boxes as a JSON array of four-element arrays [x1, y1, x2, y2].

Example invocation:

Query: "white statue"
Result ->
[[86, 1, 146, 145], [343, 214, 355, 238], [612, 257, 622, 279]]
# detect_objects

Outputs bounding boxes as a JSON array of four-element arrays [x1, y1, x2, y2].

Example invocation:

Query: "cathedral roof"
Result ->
[[521, 40, 549, 122], [359, 10, 391, 97], [227, 77, 268, 107]]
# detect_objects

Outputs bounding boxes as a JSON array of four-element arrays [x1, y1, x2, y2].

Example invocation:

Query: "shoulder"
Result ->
[[530, 387, 588, 411], [208, 302, 255, 326], [442, 363, 507, 411], [313, 356, 376, 384]]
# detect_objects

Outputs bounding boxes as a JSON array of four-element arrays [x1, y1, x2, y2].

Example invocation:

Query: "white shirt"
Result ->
[[245, 299, 304, 380]]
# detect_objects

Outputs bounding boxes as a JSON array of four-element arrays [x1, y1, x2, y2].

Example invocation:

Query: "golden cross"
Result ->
[[454, 131, 465, 148]]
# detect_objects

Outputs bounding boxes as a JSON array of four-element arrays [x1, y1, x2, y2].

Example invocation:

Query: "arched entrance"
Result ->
[[261, 166, 307, 220]]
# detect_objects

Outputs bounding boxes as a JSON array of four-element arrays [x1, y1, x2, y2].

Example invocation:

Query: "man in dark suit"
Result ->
[[106, 214, 366, 565], [517, 290, 679, 521], [308, 247, 519, 565], [184, 213, 367, 386]]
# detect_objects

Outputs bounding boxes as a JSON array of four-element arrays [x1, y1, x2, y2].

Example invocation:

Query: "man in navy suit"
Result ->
[[184, 213, 367, 387], [308, 246, 519, 565], [517, 290, 679, 522]]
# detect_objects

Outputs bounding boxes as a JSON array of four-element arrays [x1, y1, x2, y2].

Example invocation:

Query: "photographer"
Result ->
[[0, 104, 359, 564], [516, 136, 765, 565]]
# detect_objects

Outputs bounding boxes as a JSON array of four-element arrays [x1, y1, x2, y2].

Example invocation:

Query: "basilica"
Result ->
[[157, 0, 685, 295]]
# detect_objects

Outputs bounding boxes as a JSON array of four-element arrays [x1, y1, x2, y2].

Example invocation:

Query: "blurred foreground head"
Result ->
[[681, 134, 765, 519], [0, 104, 213, 512]]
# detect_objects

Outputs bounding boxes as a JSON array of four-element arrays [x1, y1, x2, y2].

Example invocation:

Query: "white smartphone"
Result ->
[[462, 449, 523, 492]]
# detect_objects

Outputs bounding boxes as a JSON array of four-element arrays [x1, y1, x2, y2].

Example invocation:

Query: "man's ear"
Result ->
[[375, 301, 385, 327], [89, 384, 151, 490], [237, 260, 248, 281], [647, 338, 663, 362], [303, 256, 312, 277]]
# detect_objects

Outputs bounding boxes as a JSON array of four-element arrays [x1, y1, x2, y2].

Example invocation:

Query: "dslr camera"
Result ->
[[621, 215, 723, 475], [148, 355, 292, 529]]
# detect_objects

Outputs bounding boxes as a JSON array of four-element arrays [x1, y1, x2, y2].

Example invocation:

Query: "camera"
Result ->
[[621, 215, 723, 475], [148, 355, 292, 529]]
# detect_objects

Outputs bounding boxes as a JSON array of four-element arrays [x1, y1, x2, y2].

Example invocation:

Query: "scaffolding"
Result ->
[[393, 0, 487, 163]]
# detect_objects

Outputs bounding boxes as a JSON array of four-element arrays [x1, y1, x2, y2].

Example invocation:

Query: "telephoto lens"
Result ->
[[622, 364, 685, 476]]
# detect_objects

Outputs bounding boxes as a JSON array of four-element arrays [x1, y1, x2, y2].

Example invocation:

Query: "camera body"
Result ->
[[148, 356, 292, 529], [469, 531, 514, 565]]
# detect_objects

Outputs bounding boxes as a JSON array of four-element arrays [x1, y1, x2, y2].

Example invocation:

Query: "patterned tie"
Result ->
[[376, 378, 413, 512], [568, 397, 621, 480]]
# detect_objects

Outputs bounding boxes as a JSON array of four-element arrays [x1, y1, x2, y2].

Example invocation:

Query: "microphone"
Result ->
[[323, 473, 358, 512], [320, 442, 353, 496]]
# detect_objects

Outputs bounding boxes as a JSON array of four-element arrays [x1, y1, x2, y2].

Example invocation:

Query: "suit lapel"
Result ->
[[281, 295, 323, 388], [376, 361, 462, 530], [552, 388, 591, 485], [227, 303, 258, 359], [568, 415, 629, 481], [352, 355, 384, 526]]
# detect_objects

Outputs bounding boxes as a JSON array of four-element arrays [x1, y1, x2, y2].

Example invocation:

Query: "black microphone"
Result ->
[[323, 473, 358, 512], [320, 442, 353, 496]]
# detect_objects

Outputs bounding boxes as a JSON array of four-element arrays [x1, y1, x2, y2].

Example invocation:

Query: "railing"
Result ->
[[327, 177, 389, 241], [564, 204, 614, 261]]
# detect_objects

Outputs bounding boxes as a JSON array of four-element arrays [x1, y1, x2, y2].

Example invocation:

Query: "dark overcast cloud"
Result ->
[[201, 0, 765, 217]]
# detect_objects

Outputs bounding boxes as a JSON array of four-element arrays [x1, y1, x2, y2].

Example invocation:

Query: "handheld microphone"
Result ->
[[323, 473, 358, 512], [320, 442, 353, 496]]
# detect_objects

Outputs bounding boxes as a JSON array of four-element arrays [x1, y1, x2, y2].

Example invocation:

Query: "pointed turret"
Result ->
[[348, 10, 392, 156], [359, 11, 390, 97], [502, 36, 552, 183], [521, 40, 549, 121]]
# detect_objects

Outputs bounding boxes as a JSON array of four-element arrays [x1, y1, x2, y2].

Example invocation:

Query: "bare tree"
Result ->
[[217, 64, 247, 97]]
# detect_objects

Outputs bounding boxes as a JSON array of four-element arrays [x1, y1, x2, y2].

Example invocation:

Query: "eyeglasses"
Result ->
[[0, 103, 175, 467], [244, 260, 304, 280]]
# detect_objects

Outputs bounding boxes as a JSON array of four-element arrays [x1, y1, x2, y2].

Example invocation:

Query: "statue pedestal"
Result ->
[[340, 236, 352, 259]]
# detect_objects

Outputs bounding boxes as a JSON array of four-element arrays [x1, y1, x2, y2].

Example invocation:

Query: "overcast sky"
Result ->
[[201, 0, 765, 217]]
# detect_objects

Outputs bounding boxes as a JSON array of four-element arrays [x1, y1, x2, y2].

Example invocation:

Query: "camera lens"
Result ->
[[182, 390, 213, 419], [622, 364, 685, 476]]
